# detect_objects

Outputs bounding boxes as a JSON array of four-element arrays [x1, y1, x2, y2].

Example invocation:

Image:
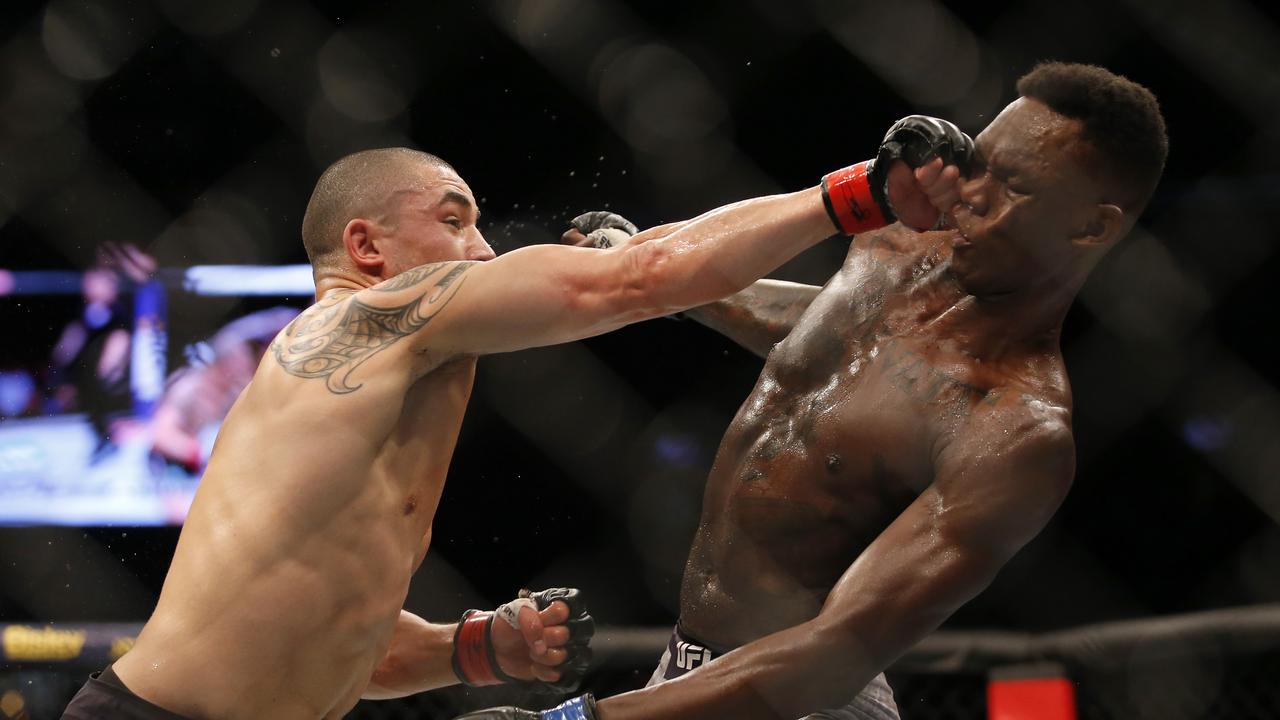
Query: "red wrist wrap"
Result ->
[[453, 611, 503, 686], [821, 161, 891, 236]]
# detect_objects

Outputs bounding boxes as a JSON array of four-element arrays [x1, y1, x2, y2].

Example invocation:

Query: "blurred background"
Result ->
[[1, 0, 1279, 718]]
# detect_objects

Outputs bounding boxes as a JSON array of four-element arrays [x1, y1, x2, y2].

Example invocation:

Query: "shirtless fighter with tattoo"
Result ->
[[62, 113, 955, 719], [463, 63, 1168, 720]]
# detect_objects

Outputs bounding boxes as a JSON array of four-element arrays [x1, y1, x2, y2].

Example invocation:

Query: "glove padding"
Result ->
[[568, 211, 638, 249], [525, 588, 594, 693], [877, 115, 975, 179], [455, 694, 599, 720], [452, 588, 596, 694], [823, 115, 975, 235]]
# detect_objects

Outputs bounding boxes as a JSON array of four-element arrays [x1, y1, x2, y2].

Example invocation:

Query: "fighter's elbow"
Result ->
[[360, 682, 399, 701], [626, 241, 674, 301], [593, 241, 679, 320], [363, 652, 409, 700], [765, 624, 887, 715], [814, 545, 1000, 660], [625, 240, 745, 316], [913, 520, 1011, 606]]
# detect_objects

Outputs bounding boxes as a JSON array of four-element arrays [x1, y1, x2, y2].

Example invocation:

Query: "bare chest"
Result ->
[[714, 259, 1002, 541]]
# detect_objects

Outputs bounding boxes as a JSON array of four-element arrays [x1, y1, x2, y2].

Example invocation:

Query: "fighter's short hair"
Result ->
[[301, 148, 454, 272], [1016, 62, 1168, 212]]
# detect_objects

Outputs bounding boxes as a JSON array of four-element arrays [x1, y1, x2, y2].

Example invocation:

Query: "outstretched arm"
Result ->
[[597, 404, 1075, 720], [266, 189, 833, 393], [392, 139, 966, 359], [415, 186, 837, 358], [561, 217, 824, 358], [274, 131, 968, 391]]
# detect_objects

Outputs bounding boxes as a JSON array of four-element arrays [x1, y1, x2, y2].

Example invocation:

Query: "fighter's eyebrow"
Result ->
[[436, 190, 480, 219]]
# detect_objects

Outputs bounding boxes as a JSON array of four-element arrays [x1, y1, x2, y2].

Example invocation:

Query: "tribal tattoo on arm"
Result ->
[[270, 262, 476, 394]]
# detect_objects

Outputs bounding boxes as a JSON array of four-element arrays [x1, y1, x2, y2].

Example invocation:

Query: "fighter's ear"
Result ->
[[1070, 203, 1125, 249], [342, 218, 384, 273]]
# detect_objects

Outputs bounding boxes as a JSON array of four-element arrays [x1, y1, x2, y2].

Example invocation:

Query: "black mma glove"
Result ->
[[452, 588, 595, 694], [822, 115, 975, 234], [568, 211, 639, 248]]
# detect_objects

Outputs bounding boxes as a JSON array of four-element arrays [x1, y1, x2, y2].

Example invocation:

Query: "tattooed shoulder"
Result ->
[[271, 262, 477, 394]]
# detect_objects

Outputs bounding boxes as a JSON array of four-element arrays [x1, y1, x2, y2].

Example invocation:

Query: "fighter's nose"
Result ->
[[469, 236, 497, 261]]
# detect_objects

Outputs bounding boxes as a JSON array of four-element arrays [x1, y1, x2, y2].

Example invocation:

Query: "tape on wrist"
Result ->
[[821, 160, 892, 236], [452, 610, 504, 686]]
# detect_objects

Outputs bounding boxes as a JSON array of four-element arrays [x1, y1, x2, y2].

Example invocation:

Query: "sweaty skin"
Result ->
[[112, 291, 484, 719], [109, 158, 839, 720], [680, 224, 1071, 649], [595, 96, 1133, 719]]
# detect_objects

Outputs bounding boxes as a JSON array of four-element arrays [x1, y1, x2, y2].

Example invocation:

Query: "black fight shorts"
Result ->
[[61, 665, 193, 720]]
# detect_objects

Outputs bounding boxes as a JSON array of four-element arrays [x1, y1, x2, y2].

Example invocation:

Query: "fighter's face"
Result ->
[[947, 98, 1103, 295], [378, 164, 495, 276]]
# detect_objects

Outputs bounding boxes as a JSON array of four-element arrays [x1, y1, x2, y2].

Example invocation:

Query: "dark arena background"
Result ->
[[2, 1, 1280, 718]]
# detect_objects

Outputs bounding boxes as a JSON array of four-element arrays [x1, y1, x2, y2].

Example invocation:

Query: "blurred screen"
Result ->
[[0, 257, 308, 526]]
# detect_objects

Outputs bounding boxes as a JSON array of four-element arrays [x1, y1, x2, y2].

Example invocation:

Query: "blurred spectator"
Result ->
[[0, 369, 37, 418], [46, 243, 156, 459], [150, 307, 299, 474]]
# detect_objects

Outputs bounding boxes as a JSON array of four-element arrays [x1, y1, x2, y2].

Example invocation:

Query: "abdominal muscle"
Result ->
[[113, 356, 470, 719]]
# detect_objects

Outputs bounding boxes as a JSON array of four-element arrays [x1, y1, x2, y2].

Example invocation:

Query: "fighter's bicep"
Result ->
[[409, 244, 655, 357]]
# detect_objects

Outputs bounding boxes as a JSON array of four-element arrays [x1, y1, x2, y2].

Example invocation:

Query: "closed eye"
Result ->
[[444, 217, 463, 228], [990, 166, 1030, 197], [1005, 177, 1036, 197]]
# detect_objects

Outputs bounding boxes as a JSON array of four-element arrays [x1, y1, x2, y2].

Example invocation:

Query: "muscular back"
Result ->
[[680, 227, 1072, 649], [114, 288, 472, 720]]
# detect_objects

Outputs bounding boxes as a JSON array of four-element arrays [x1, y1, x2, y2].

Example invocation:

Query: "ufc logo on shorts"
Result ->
[[675, 641, 712, 671]]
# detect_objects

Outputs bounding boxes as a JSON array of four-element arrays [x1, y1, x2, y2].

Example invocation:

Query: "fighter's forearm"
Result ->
[[597, 620, 862, 720], [363, 611, 458, 700], [630, 187, 833, 316], [597, 534, 1001, 719], [682, 280, 822, 358]]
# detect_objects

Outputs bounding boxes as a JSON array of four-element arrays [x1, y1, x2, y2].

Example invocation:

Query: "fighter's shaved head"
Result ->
[[301, 147, 455, 273]]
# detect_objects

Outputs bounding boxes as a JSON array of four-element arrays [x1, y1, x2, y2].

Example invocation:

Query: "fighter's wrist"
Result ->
[[821, 160, 893, 236], [451, 610, 506, 686]]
